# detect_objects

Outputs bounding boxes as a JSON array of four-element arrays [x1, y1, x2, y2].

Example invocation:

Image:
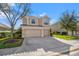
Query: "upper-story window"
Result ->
[[44, 19, 49, 25], [31, 19, 35, 24]]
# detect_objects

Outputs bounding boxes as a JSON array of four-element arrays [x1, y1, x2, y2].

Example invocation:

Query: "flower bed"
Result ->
[[0, 37, 24, 49]]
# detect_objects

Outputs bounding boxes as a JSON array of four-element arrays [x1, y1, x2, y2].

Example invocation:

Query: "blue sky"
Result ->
[[0, 3, 79, 29], [31, 3, 79, 24]]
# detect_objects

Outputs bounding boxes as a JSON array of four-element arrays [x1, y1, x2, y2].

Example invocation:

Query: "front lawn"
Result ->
[[53, 34, 79, 40], [0, 28, 23, 49], [0, 37, 23, 49]]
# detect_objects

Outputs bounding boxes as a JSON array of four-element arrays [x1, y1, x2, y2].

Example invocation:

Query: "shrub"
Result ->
[[53, 32, 61, 35], [13, 28, 22, 39], [0, 32, 5, 38], [0, 38, 24, 49], [0, 43, 6, 48], [61, 32, 67, 35], [0, 32, 10, 38]]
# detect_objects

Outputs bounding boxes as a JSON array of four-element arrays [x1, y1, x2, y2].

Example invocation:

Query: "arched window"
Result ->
[[31, 19, 35, 24]]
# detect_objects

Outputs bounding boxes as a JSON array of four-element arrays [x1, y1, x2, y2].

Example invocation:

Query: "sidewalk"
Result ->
[[53, 37, 79, 46], [53, 37, 79, 56]]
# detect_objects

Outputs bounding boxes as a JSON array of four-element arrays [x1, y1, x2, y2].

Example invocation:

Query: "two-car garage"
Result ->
[[22, 26, 50, 38]]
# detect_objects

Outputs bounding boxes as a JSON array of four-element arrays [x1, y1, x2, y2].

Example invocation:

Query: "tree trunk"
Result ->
[[75, 30, 77, 36], [11, 26, 14, 39], [66, 30, 68, 35], [71, 30, 74, 36]]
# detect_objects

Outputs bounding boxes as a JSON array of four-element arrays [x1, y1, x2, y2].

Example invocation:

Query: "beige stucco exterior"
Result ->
[[22, 15, 50, 38]]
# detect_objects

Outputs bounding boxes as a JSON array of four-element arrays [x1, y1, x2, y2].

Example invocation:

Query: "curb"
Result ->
[[53, 46, 79, 56]]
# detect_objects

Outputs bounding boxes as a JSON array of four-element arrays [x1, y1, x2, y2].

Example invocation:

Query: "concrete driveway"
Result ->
[[0, 37, 71, 56]]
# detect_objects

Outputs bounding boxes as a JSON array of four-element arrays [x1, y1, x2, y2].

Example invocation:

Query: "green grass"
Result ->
[[53, 34, 79, 40], [0, 37, 10, 41], [0, 37, 23, 49]]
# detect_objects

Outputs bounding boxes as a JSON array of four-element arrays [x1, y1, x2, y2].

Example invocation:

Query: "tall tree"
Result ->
[[0, 3, 31, 39], [69, 11, 77, 36], [60, 11, 77, 36]]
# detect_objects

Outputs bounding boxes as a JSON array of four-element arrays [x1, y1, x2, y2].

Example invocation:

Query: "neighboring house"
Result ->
[[0, 23, 10, 37], [51, 22, 79, 35], [21, 15, 50, 37], [76, 23, 79, 35], [0, 23, 10, 31]]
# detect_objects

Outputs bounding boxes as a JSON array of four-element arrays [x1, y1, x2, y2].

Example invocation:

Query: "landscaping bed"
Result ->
[[0, 28, 24, 49], [53, 34, 79, 40], [0, 37, 24, 49]]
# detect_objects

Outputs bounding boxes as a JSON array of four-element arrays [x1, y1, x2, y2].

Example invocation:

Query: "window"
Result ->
[[44, 19, 49, 25], [31, 19, 35, 24]]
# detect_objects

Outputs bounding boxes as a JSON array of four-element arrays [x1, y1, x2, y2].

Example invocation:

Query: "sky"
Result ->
[[0, 3, 79, 29], [31, 3, 79, 24]]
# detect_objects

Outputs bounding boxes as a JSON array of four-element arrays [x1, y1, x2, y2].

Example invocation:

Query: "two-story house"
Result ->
[[21, 15, 50, 37]]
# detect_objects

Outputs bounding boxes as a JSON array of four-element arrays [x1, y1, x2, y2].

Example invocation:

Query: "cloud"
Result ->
[[0, 11, 14, 18], [49, 19, 54, 25], [39, 12, 47, 17], [0, 11, 6, 18], [8, 3, 15, 7], [49, 19, 57, 25]]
